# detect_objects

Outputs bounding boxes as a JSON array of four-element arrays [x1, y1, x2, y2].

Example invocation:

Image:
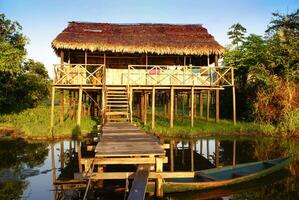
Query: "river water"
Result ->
[[0, 136, 298, 200]]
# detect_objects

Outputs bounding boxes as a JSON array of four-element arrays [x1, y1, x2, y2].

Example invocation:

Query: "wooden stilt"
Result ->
[[200, 139, 203, 155], [59, 90, 64, 126], [151, 87, 155, 129], [182, 94, 185, 124], [155, 157, 163, 197], [144, 92, 147, 125], [206, 90, 210, 121], [50, 87, 56, 135], [170, 87, 174, 128], [232, 86, 237, 125], [129, 88, 133, 122], [164, 93, 167, 118], [215, 90, 220, 123], [191, 87, 194, 128], [77, 87, 83, 126], [182, 142, 185, 165], [170, 140, 174, 172], [174, 93, 178, 119], [101, 89, 105, 124], [141, 93, 145, 123], [199, 91, 203, 119], [77, 142, 82, 173], [194, 93, 197, 117]]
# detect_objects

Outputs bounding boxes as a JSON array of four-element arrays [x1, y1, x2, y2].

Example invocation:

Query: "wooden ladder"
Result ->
[[105, 86, 130, 122]]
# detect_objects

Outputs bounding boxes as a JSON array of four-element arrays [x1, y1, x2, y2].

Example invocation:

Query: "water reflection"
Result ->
[[0, 137, 299, 199]]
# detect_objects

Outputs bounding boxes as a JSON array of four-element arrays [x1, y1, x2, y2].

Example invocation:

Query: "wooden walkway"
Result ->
[[95, 122, 164, 157]]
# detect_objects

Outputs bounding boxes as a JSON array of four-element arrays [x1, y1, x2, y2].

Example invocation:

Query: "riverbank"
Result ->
[[0, 106, 98, 140], [0, 106, 296, 140]]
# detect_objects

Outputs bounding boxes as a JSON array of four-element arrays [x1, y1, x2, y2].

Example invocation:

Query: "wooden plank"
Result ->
[[127, 165, 150, 200]]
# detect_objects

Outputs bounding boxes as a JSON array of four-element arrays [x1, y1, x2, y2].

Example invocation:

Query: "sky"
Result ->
[[1, 0, 299, 78]]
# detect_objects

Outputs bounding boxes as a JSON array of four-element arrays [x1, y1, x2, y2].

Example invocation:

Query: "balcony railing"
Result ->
[[53, 64, 234, 87], [125, 65, 234, 86], [54, 64, 104, 85]]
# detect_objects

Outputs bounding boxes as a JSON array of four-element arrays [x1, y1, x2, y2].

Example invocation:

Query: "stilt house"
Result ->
[[51, 22, 236, 129]]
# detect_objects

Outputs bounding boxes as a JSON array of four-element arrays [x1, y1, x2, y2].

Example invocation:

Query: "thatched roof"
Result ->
[[52, 22, 224, 55]]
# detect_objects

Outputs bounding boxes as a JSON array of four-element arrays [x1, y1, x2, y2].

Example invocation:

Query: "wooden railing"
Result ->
[[126, 65, 234, 86], [54, 64, 104, 85]]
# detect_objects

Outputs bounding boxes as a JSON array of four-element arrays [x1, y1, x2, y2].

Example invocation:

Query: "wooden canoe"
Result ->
[[147, 157, 291, 193]]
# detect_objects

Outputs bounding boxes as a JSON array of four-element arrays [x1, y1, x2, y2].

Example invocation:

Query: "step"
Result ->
[[106, 112, 129, 116], [107, 105, 128, 107], [107, 91, 127, 94], [106, 87, 127, 90], [106, 101, 129, 103]]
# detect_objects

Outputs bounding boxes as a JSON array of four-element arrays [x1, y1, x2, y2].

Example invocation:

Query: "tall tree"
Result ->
[[227, 23, 247, 46]]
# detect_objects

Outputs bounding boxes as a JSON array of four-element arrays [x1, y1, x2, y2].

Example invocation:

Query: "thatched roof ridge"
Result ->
[[52, 22, 224, 55]]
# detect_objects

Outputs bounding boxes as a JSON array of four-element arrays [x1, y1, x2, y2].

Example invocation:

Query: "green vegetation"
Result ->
[[223, 10, 299, 136], [0, 13, 50, 113], [0, 105, 98, 139], [135, 112, 261, 138]]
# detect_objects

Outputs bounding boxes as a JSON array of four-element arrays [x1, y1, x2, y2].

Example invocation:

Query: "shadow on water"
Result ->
[[1, 136, 299, 199]]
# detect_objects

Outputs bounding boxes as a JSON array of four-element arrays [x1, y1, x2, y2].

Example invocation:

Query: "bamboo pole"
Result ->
[[191, 87, 194, 128], [151, 87, 155, 129], [232, 86, 237, 125], [206, 90, 210, 121], [77, 87, 83, 126], [59, 90, 64, 126], [50, 87, 55, 135], [216, 90, 220, 123], [170, 87, 174, 128], [199, 91, 203, 119]]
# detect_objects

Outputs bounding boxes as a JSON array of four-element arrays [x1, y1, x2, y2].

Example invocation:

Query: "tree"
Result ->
[[0, 14, 49, 112], [227, 23, 247, 46]]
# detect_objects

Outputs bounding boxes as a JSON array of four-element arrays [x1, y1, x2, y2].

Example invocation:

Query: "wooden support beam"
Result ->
[[215, 90, 220, 123], [59, 90, 64, 126], [155, 157, 163, 197], [232, 86, 237, 125], [170, 87, 174, 128], [50, 87, 55, 135], [174, 93, 178, 119], [170, 140, 174, 172], [191, 87, 194, 128], [215, 140, 219, 167], [207, 139, 210, 161], [77, 87, 83, 126], [182, 94, 185, 123], [206, 90, 210, 121], [199, 91, 203, 119], [60, 142, 64, 169], [141, 93, 145, 122], [77, 142, 82, 173], [144, 92, 148, 125], [151, 87, 155, 129]]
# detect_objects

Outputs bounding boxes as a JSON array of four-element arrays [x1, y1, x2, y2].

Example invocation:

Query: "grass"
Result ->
[[134, 112, 262, 138], [0, 105, 98, 139]]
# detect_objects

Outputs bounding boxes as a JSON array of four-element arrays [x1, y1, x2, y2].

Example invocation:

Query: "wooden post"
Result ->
[[200, 139, 203, 155], [59, 90, 64, 126], [232, 86, 237, 125], [151, 87, 155, 129], [191, 87, 194, 128], [215, 90, 220, 123], [182, 94, 185, 123], [50, 87, 55, 135], [170, 87, 174, 128], [206, 90, 210, 121], [233, 140, 236, 166], [199, 91, 203, 119], [174, 93, 178, 119], [141, 93, 145, 123], [194, 93, 197, 117], [170, 140, 174, 172], [144, 92, 148, 125], [51, 143, 56, 183], [77, 87, 83, 126], [155, 157, 163, 197], [130, 88, 133, 123]]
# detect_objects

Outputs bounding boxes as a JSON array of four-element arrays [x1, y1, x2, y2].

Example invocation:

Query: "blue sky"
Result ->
[[1, 0, 299, 77]]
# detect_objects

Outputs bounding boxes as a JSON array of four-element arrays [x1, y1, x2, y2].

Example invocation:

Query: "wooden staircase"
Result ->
[[105, 86, 130, 122]]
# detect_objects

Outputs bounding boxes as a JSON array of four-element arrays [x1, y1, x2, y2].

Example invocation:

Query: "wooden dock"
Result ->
[[93, 122, 165, 199]]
